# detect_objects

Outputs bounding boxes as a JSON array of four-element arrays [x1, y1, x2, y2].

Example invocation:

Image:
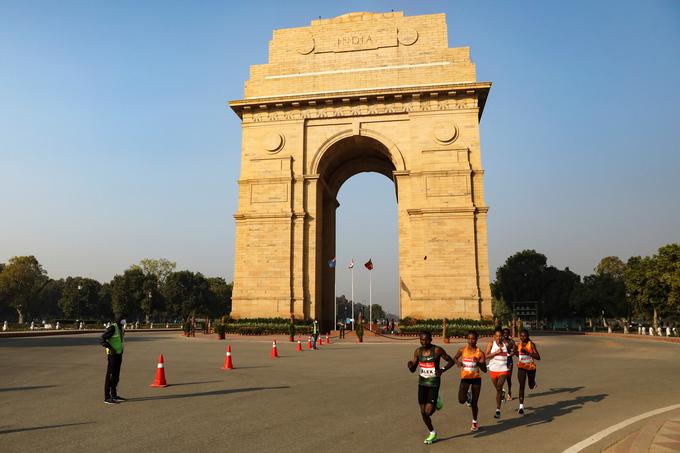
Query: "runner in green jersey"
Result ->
[[407, 331, 455, 444]]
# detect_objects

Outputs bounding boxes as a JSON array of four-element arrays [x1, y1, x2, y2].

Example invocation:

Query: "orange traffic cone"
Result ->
[[307, 335, 312, 349], [271, 340, 279, 358], [222, 344, 234, 370], [325, 334, 330, 344], [296, 336, 302, 352], [318, 335, 323, 346], [150, 354, 168, 387]]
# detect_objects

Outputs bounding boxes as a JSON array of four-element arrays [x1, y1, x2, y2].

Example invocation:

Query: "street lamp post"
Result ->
[[77, 284, 82, 322]]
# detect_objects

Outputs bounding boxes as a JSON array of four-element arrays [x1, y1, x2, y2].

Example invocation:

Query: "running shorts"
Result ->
[[490, 371, 509, 379], [418, 385, 440, 405], [460, 378, 482, 386]]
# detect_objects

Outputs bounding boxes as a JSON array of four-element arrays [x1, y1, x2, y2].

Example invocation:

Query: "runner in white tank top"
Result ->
[[485, 327, 510, 418]]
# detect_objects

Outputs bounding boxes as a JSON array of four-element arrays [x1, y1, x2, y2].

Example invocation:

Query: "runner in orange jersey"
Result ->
[[453, 330, 487, 432], [514, 328, 541, 415]]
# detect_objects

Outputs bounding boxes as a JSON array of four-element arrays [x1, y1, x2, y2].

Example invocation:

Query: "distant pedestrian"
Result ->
[[338, 321, 345, 339], [100, 313, 127, 405], [312, 319, 319, 349]]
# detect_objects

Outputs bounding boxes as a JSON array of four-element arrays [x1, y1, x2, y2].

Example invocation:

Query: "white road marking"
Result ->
[[562, 403, 680, 452]]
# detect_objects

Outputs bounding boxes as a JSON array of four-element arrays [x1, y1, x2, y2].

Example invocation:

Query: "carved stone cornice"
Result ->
[[229, 82, 491, 123]]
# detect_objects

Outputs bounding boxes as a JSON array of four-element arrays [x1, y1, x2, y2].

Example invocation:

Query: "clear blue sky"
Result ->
[[1, 1, 678, 316]]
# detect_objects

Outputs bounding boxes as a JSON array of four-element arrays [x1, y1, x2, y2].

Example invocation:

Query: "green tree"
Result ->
[[595, 256, 627, 280], [98, 283, 114, 320], [34, 278, 65, 319], [624, 255, 665, 329], [493, 250, 547, 304], [58, 277, 102, 320], [207, 277, 232, 317], [541, 266, 580, 320], [370, 303, 386, 322], [491, 297, 512, 325], [0, 256, 49, 323], [130, 258, 176, 285], [163, 271, 212, 321], [140, 274, 164, 323], [110, 268, 146, 320], [656, 244, 680, 315], [571, 273, 627, 331]]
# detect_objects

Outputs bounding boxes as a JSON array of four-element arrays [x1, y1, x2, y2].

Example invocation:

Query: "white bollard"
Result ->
[[165, 323, 169, 328], [30, 321, 35, 330], [666, 327, 671, 337], [150, 323, 153, 329], [3, 320, 7, 331], [648, 327, 653, 335], [657, 327, 662, 336], [56, 321, 60, 330]]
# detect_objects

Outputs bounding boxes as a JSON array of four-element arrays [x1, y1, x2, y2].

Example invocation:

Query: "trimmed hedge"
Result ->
[[222, 317, 313, 336], [398, 318, 495, 338]]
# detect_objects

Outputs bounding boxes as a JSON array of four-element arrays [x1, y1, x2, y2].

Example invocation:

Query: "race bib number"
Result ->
[[519, 354, 533, 364], [462, 358, 478, 372], [419, 362, 436, 378]]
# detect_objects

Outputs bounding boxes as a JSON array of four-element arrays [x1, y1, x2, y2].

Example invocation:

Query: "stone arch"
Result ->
[[310, 127, 406, 178], [228, 11, 494, 328]]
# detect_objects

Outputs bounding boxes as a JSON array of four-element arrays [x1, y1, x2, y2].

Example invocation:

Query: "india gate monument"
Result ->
[[229, 11, 493, 329]]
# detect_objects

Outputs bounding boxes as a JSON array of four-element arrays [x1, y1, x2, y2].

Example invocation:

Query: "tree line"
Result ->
[[491, 243, 680, 330], [0, 257, 232, 324]]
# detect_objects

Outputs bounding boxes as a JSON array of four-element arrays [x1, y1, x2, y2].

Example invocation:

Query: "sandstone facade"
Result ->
[[229, 11, 493, 329]]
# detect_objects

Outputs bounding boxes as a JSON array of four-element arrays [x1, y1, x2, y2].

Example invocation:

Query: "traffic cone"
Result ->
[[325, 334, 330, 344], [296, 336, 302, 352], [271, 340, 279, 358], [318, 335, 323, 346], [150, 354, 168, 387], [307, 335, 312, 349], [222, 344, 234, 370]]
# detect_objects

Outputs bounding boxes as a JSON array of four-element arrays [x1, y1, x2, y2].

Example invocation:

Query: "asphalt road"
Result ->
[[1, 332, 678, 452]]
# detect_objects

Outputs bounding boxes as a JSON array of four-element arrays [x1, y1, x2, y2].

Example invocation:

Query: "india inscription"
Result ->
[[229, 11, 493, 329]]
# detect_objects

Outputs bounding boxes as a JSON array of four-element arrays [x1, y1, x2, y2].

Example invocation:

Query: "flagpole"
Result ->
[[351, 265, 355, 331], [369, 268, 372, 329]]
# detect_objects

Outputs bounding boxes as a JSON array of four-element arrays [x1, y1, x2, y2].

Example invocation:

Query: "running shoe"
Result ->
[[436, 395, 444, 411], [494, 409, 501, 419], [466, 390, 472, 407], [424, 432, 438, 444], [104, 398, 118, 405], [112, 396, 127, 402], [470, 421, 479, 432], [518, 407, 525, 415]]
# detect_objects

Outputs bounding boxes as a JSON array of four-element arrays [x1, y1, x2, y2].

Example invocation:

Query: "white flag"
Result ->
[[348, 259, 355, 269]]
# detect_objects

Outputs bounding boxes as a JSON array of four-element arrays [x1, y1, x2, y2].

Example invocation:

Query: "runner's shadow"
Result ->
[[126, 386, 289, 402], [231, 365, 273, 369], [474, 393, 608, 438], [167, 381, 221, 387], [0, 422, 94, 435], [527, 386, 584, 398], [0, 385, 59, 393]]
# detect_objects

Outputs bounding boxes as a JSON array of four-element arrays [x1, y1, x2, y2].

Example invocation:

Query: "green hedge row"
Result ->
[[399, 324, 495, 338], [398, 318, 495, 338], [222, 323, 313, 335]]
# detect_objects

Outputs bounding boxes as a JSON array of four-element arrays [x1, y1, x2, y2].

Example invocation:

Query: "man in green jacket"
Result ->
[[100, 313, 127, 404]]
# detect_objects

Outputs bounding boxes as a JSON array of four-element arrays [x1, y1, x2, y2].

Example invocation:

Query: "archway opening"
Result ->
[[315, 135, 398, 331]]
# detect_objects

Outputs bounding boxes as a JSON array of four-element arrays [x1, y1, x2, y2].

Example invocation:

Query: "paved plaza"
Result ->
[[1, 332, 679, 452]]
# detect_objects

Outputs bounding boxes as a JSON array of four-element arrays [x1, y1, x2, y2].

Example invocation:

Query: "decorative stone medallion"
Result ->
[[296, 33, 315, 55], [433, 122, 459, 144], [397, 28, 418, 46], [264, 132, 285, 153]]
